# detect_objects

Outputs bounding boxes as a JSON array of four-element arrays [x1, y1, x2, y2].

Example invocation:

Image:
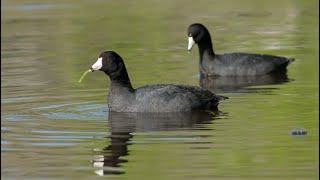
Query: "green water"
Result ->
[[1, 0, 319, 179]]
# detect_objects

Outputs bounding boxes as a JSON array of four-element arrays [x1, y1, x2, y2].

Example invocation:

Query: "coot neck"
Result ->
[[107, 70, 134, 93], [198, 38, 215, 64], [107, 70, 135, 112]]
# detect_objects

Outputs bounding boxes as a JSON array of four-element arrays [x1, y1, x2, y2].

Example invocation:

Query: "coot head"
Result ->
[[187, 23, 212, 52], [90, 51, 127, 80]]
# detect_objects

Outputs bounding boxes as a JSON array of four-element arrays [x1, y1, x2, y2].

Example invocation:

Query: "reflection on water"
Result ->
[[92, 111, 225, 176], [92, 131, 130, 175], [200, 72, 292, 93]]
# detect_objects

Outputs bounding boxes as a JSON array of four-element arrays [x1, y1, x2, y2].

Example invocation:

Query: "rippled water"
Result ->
[[1, 0, 319, 179]]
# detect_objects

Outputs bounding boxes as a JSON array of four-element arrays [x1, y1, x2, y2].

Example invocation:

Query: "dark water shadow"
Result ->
[[91, 110, 226, 176], [200, 72, 292, 93]]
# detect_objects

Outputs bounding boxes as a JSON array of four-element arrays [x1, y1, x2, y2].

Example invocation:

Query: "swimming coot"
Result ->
[[89, 51, 227, 112], [187, 23, 294, 77]]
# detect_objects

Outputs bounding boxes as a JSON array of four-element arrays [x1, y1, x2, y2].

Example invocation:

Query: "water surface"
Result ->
[[1, 0, 319, 179]]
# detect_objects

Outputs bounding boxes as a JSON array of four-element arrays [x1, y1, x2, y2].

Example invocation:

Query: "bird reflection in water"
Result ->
[[91, 110, 226, 176], [199, 72, 292, 93]]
